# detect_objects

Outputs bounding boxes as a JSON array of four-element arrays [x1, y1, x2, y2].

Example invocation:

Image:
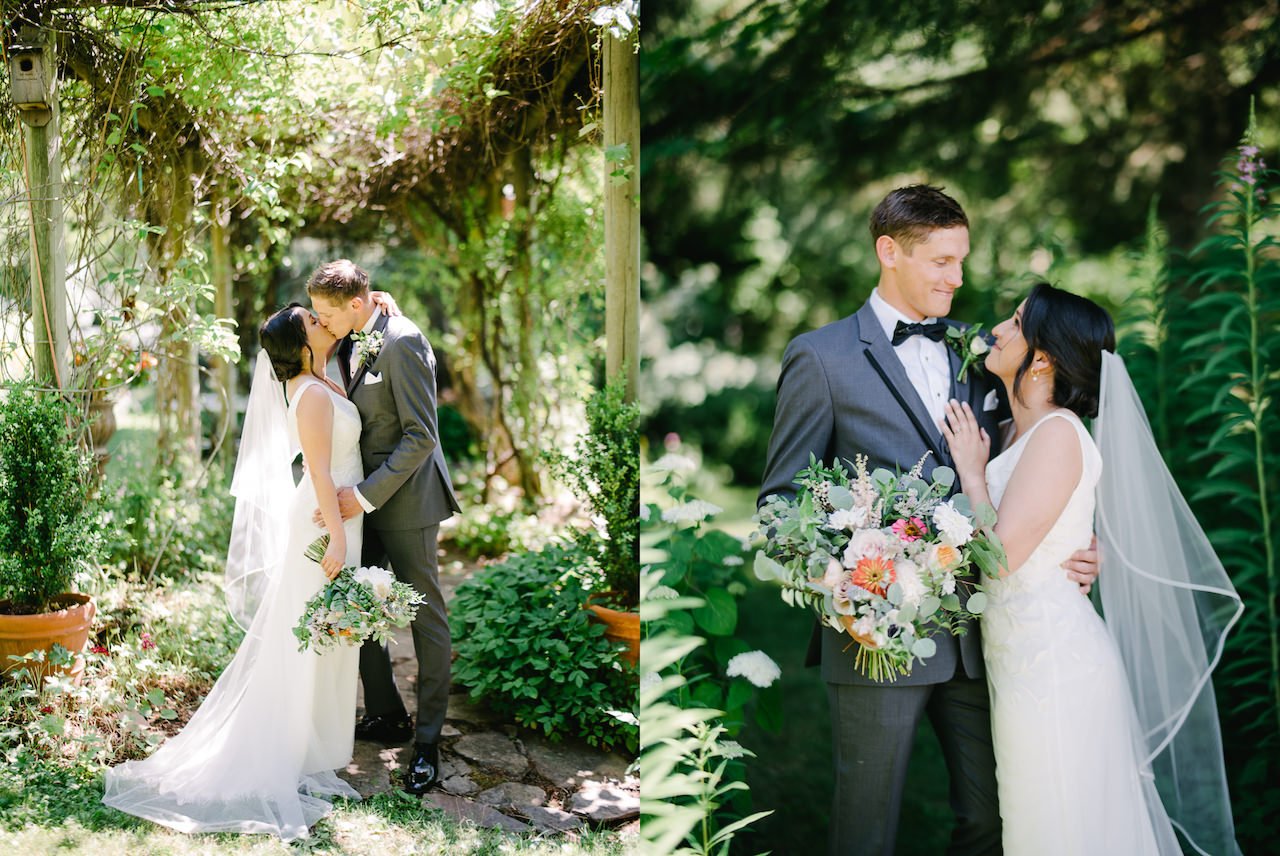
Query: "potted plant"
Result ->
[[548, 374, 640, 663], [0, 383, 104, 684]]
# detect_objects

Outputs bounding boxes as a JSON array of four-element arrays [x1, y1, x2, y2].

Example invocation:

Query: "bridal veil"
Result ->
[[1094, 351, 1244, 856]]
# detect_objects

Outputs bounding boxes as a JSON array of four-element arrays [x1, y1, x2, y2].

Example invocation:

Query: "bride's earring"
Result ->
[[1031, 368, 1040, 382]]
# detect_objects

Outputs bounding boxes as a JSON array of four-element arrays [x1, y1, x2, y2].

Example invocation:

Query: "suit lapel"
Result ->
[[346, 312, 391, 396], [337, 336, 353, 391], [857, 303, 947, 465]]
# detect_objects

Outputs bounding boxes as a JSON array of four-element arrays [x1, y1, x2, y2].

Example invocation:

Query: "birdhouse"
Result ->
[[8, 42, 49, 111]]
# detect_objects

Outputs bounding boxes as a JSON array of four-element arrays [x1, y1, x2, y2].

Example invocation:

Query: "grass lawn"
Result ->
[[0, 761, 627, 855]]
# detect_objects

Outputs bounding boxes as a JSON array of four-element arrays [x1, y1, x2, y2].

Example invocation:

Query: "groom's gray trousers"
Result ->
[[358, 523, 450, 745], [826, 668, 1001, 856]]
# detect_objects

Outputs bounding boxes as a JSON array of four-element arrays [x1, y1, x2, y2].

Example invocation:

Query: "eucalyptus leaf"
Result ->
[[912, 637, 937, 658], [931, 466, 956, 489], [753, 551, 786, 582], [826, 484, 854, 510], [966, 592, 988, 614]]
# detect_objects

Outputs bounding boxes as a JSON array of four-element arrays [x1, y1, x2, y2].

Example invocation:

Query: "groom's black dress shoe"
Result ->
[[403, 742, 441, 795], [354, 713, 414, 744]]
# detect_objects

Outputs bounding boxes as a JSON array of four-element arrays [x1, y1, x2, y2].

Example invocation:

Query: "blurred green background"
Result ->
[[641, 1, 1280, 853]]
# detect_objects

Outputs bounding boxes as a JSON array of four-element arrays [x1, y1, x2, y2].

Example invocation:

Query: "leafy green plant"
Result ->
[[638, 462, 782, 854], [547, 374, 640, 607], [0, 385, 103, 613], [96, 465, 234, 581], [446, 502, 551, 560], [449, 544, 637, 753], [638, 567, 773, 856], [1171, 110, 1280, 845]]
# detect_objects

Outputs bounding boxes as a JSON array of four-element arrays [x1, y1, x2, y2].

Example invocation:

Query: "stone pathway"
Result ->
[[337, 554, 639, 838]]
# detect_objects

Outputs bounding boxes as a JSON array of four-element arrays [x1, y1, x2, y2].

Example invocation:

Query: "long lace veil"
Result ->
[[1094, 351, 1244, 856], [224, 350, 296, 630]]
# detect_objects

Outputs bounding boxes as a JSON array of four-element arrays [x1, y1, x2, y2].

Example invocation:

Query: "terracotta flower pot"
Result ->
[[586, 599, 639, 667], [0, 593, 96, 684]]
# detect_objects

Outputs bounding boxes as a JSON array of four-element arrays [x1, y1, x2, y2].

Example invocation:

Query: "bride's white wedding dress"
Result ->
[[103, 377, 363, 841], [981, 409, 1181, 856]]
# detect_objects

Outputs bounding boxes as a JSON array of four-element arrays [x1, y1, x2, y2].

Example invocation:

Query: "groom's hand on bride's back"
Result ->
[[1061, 534, 1100, 595]]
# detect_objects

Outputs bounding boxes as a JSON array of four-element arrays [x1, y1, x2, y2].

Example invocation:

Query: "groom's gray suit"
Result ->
[[759, 300, 1004, 856], [339, 310, 460, 745]]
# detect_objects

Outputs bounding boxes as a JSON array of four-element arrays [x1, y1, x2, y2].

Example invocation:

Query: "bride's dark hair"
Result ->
[[259, 303, 313, 382], [1014, 281, 1115, 419]]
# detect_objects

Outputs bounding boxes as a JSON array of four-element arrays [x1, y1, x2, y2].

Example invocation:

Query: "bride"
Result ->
[[941, 282, 1242, 856], [103, 302, 366, 840]]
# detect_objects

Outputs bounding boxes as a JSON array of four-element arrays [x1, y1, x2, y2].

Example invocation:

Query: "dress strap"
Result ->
[[287, 377, 326, 410]]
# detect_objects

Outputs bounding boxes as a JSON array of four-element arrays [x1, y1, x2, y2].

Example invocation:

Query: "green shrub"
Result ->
[[446, 502, 551, 561], [0, 384, 103, 612], [97, 465, 234, 581], [449, 545, 637, 754], [547, 375, 640, 607]]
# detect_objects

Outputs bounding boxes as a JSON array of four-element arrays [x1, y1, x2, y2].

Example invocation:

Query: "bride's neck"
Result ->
[[1002, 375, 1059, 437]]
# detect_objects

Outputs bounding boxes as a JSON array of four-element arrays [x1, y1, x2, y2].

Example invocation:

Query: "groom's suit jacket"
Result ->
[[759, 299, 1003, 687], [339, 312, 460, 531]]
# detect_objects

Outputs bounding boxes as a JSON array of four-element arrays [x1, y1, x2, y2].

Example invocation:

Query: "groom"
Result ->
[[308, 259, 460, 795], [758, 186, 1098, 855]]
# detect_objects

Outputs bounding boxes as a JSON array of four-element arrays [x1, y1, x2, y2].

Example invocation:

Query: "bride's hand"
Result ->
[[370, 290, 402, 317], [941, 399, 990, 486], [321, 536, 346, 581]]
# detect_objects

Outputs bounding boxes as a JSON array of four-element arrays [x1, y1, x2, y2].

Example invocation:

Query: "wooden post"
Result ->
[[16, 25, 66, 388], [603, 31, 639, 403], [209, 186, 237, 460]]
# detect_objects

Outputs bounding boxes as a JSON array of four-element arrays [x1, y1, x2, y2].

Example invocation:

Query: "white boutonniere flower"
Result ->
[[352, 330, 384, 366], [945, 324, 991, 383]]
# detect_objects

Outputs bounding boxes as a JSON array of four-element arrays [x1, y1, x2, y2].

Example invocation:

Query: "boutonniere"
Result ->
[[945, 324, 991, 383], [352, 330, 384, 366]]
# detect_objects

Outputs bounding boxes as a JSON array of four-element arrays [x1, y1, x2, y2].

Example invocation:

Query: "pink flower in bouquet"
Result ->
[[891, 516, 928, 542], [852, 556, 895, 597]]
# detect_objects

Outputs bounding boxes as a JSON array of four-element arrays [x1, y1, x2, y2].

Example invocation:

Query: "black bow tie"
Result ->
[[891, 320, 948, 346]]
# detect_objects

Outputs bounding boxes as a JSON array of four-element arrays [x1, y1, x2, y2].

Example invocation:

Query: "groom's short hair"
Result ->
[[870, 185, 968, 253], [306, 259, 370, 301]]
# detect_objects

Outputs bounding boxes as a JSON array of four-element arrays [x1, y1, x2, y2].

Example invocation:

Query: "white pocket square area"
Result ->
[[983, 389, 999, 412], [363, 372, 383, 385]]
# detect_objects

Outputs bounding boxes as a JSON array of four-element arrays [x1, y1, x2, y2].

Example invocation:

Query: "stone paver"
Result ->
[[522, 805, 584, 832], [452, 731, 529, 778], [422, 792, 530, 833], [568, 779, 640, 823], [343, 554, 638, 835], [524, 733, 632, 789], [476, 782, 546, 809]]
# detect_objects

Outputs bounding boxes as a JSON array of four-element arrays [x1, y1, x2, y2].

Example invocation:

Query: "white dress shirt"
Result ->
[[868, 288, 951, 431], [351, 307, 383, 514]]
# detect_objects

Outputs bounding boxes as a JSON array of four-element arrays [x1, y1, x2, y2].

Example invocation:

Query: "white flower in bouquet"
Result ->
[[894, 559, 926, 607], [828, 506, 869, 531], [725, 650, 782, 688], [355, 566, 396, 601], [843, 529, 896, 565], [822, 557, 845, 589], [941, 571, 957, 596], [932, 501, 975, 546]]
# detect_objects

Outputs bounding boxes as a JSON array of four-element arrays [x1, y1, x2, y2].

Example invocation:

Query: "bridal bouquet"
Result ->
[[752, 454, 1005, 681], [293, 534, 426, 654]]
